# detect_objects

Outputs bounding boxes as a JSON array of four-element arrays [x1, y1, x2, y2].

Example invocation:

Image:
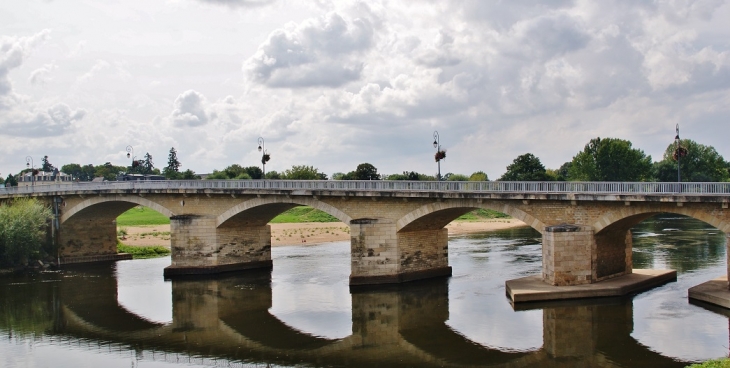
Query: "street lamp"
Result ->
[[25, 156, 34, 186], [675, 124, 681, 183], [126, 145, 139, 169], [258, 137, 270, 179], [433, 131, 444, 181]]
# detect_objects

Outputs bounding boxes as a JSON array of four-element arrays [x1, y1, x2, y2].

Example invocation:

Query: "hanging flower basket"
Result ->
[[672, 146, 688, 161], [434, 150, 446, 162], [262, 153, 271, 164], [32, 169, 39, 176], [132, 160, 140, 168]]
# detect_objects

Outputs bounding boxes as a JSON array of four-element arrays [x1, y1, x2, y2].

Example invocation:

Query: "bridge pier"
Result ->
[[164, 215, 272, 277], [349, 219, 451, 286], [542, 224, 632, 286]]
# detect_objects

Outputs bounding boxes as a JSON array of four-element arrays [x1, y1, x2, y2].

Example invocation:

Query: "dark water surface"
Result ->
[[1, 215, 728, 367]]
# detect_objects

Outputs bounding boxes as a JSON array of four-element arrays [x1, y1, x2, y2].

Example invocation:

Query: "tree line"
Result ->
[[498, 137, 730, 182], [3, 137, 729, 187]]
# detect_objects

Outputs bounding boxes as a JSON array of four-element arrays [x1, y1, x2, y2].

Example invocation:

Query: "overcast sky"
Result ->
[[1, 0, 729, 180]]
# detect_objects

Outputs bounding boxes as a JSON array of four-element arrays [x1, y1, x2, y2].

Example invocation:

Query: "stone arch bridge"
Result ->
[[2, 180, 730, 292]]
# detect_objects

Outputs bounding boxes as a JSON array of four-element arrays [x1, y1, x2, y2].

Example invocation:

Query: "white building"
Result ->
[[18, 169, 74, 187]]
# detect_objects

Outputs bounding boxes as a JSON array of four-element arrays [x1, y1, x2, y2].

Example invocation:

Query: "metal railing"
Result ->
[[2, 180, 730, 196]]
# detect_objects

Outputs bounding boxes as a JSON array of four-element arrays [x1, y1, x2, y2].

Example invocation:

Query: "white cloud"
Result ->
[[243, 10, 376, 88], [170, 90, 211, 127], [0, 29, 86, 139], [29, 62, 58, 85]]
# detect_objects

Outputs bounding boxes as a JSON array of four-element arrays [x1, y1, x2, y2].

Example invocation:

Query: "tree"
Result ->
[[282, 165, 327, 180], [4, 174, 17, 187], [654, 139, 730, 182], [355, 163, 379, 180], [0, 198, 53, 267], [469, 171, 488, 181], [446, 173, 469, 181], [144, 152, 156, 173], [243, 166, 263, 180], [61, 163, 82, 180], [180, 169, 200, 180], [384, 171, 434, 181], [265, 171, 282, 179], [568, 137, 652, 181], [163, 148, 180, 179], [41, 155, 55, 172], [498, 153, 551, 181], [95, 162, 126, 181]]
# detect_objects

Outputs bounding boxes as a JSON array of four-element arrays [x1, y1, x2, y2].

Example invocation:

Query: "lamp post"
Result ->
[[25, 156, 34, 186], [257, 137, 269, 179], [675, 124, 681, 183], [433, 131, 442, 181]]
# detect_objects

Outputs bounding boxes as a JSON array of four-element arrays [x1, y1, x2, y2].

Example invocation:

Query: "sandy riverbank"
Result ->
[[118, 218, 528, 248]]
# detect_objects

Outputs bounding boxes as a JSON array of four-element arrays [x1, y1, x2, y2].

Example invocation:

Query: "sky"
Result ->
[[1, 0, 729, 180]]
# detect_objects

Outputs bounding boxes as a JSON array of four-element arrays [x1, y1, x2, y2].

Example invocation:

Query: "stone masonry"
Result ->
[[14, 186, 728, 286]]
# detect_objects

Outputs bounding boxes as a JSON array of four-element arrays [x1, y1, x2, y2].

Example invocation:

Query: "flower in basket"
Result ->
[[262, 153, 271, 164], [672, 146, 688, 161], [434, 150, 446, 162], [132, 160, 140, 167]]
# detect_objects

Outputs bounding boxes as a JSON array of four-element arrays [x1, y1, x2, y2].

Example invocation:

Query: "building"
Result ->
[[18, 169, 74, 187]]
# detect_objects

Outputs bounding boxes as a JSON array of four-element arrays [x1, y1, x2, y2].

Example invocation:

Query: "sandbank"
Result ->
[[118, 218, 528, 248]]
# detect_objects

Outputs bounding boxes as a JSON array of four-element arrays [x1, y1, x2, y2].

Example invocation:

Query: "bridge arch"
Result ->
[[593, 206, 730, 235], [61, 195, 175, 224], [396, 199, 542, 233], [216, 196, 352, 227]]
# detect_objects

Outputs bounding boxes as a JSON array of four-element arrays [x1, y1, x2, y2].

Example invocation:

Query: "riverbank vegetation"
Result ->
[[0, 198, 52, 268], [117, 243, 170, 259], [687, 358, 730, 368]]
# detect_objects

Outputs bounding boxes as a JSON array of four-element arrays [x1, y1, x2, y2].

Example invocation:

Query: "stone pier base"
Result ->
[[506, 269, 676, 303], [688, 276, 730, 309]]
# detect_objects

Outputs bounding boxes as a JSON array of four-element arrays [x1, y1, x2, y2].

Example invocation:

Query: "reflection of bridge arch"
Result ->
[[396, 200, 539, 233], [61, 195, 175, 224], [216, 196, 352, 227], [32, 265, 692, 367]]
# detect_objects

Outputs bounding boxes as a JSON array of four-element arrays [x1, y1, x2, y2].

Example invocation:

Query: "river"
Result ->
[[0, 215, 728, 367]]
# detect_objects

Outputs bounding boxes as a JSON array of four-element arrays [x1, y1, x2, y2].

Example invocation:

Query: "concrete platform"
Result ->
[[688, 276, 730, 309], [506, 269, 677, 303]]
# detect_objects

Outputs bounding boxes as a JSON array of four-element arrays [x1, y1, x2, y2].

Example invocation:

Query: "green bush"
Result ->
[[686, 358, 730, 368], [117, 243, 170, 259], [0, 198, 52, 267]]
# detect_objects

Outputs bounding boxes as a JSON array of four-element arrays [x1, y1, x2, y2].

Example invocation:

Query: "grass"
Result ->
[[455, 208, 511, 221], [117, 243, 171, 259], [117, 206, 170, 226], [687, 359, 730, 368], [270, 206, 340, 223]]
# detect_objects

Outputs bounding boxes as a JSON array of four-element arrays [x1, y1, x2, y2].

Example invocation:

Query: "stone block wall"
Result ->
[[542, 225, 595, 286], [350, 219, 399, 284], [217, 224, 271, 266], [396, 228, 448, 274], [58, 217, 117, 259], [169, 215, 218, 268]]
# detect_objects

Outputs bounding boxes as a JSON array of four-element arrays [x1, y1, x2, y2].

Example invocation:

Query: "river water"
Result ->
[[1, 215, 728, 367]]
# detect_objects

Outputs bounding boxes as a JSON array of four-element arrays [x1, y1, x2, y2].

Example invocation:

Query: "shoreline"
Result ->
[[118, 219, 529, 248]]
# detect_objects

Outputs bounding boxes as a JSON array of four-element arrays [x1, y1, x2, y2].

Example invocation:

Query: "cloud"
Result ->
[[0, 29, 51, 101], [243, 10, 375, 88], [170, 90, 211, 127], [196, 0, 276, 7], [0, 103, 85, 137], [0, 29, 87, 138], [29, 62, 58, 85]]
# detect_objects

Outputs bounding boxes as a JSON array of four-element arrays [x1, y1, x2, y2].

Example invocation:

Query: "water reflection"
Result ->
[[0, 215, 727, 367]]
